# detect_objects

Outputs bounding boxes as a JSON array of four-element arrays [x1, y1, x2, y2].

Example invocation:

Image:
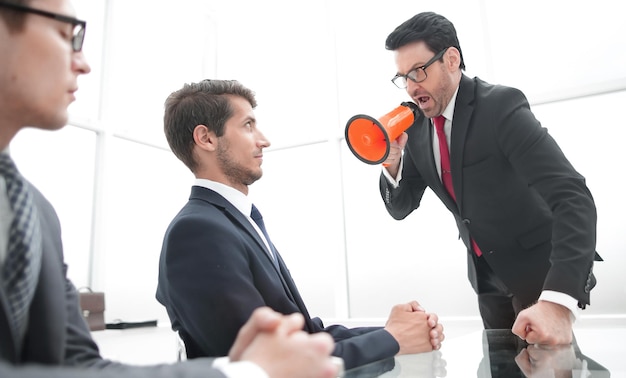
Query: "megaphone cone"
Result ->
[[345, 102, 418, 165]]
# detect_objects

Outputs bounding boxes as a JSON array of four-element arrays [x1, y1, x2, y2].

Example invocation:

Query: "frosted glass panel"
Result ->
[[210, 1, 339, 149], [10, 126, 96, 289], [251, 142, 344, 319], [341, 143, 478, 318], [100, 138, 193, 323], [483, 0, 626, 102], [101, 0, 218, 147]]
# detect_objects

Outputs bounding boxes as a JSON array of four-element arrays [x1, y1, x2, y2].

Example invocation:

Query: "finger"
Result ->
[[279, 312, 305, 335], [524, 328, 542, 345], [430, 327, 439, 340], [409, 300, 425, 312], [307, 333, 339, 378], [309, 331, 335, 355], [397, 132, 409, 148], [514, 349, 532, 376], [430, 331, 440, 349], [512, 316, 529, 340], [427, 312, 438, 327], [438, 325, 445, 342], [394, 302, 413, 312], [252, 306, 283, 330], [229, 307, 281, 360], [322, 358, 342, 378]]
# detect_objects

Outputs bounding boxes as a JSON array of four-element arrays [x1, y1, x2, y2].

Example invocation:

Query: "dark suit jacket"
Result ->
[[0, 183, 223, 377], [380, 75, 601, 308], [156, 185, 399, 370]]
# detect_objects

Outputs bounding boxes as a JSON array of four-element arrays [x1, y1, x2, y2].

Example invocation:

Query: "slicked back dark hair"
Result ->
[[0, 0, 31, 31], [163, 79, 257, 172], [385, 11, 466, 70]]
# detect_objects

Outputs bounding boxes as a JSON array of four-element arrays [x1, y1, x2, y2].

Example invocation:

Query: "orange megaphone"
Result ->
[[344, 101, 418, 165]]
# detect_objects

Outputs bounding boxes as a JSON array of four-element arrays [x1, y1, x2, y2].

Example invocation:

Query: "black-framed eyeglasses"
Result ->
[[0, 1, 86, 52], [391, 47, 449, 89]]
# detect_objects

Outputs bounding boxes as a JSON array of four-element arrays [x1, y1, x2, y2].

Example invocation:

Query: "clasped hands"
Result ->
[[384, 300, 445, 355], [229, 307, 339, 378], [227, 301, 443, 378]]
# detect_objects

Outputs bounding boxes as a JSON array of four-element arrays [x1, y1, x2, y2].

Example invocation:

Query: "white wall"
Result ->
[[10, 0, 626, 326]]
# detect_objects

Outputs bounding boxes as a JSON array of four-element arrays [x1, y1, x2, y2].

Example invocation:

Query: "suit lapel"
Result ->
[[189, 186, 307, 314], [228, 206, 277, 267], [450, 75, 476, 213], [227, 205, 312, 321], [274, 252, 316, 329], [190, 186, 275, 266]]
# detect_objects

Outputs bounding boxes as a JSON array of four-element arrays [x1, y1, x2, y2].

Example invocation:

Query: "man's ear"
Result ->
[[445, 47, 461, 71], [193, 124, 217, 152]]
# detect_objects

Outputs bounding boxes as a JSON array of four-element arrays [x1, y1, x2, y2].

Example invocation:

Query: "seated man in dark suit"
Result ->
[[0, 1, 338, 377], [156, 79, 445, 370]]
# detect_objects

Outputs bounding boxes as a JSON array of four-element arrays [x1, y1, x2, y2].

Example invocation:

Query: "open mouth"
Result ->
[[417, 95, 430, 105]]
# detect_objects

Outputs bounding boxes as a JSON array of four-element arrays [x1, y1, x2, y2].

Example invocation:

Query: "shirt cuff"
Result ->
[[381, 155, 404, 188], [539, 290, 579, 322], [212, 357, 269, 378]]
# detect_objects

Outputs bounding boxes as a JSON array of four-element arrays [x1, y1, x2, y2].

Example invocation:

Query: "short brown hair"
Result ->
[[163, 79, 257, 172]]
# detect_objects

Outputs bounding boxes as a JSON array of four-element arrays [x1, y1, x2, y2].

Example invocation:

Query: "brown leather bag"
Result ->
[[78, 288, 106, 331]]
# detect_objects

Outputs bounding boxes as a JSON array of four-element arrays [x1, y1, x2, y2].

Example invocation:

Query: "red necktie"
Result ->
[[433, 116, 482, 256], [434, 116, 455, 201]]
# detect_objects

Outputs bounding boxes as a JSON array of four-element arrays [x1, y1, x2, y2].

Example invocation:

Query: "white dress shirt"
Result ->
[[213, 357, 268, 378]]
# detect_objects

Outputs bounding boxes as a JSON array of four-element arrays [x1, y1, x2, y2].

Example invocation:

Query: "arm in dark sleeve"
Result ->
[[379, 147, 428, 221], [0, 359, 225, 378], [158, 214, 268, 357], [496, 88, 598, 304], [311, 317, 399, 370], [17, 190, 224, 378]]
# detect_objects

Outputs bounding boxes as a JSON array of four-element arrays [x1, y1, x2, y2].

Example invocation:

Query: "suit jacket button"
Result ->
[[462, 218, 470, 224]]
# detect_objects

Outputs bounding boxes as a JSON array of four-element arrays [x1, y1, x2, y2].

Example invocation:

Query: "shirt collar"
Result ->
[[441, 84, 460, 121], [193, 178, 252, 216]]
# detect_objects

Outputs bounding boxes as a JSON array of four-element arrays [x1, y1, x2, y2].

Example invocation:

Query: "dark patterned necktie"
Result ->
[[433, 117, 482, 257], [0, 153, 42, 340], [250, 204, 312, 321], [250, 204, 280, 268]]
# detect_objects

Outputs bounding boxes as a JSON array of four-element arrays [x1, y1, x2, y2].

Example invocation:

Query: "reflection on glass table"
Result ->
[[481, 330, 609, 378], [342, 329, 611, 377]]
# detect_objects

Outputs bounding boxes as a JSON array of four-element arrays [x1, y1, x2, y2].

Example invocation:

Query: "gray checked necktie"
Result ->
[[0, 153, 42, 341]]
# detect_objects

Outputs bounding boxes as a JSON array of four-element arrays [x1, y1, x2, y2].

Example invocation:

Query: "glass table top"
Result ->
[[342, 328, 623, 377]]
